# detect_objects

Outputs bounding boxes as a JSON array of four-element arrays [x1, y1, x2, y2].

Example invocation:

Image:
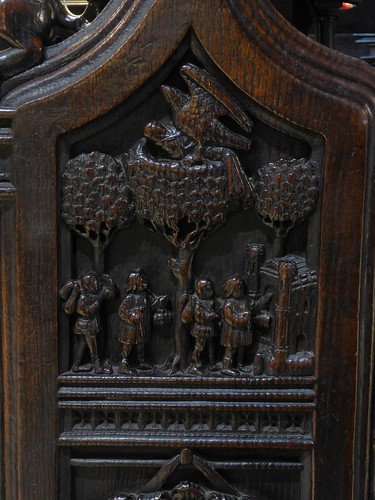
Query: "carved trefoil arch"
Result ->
[[0, 1, 374, 499]]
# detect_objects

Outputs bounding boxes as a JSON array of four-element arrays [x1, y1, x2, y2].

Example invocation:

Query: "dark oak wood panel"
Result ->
[[0, 1, 374, 499]]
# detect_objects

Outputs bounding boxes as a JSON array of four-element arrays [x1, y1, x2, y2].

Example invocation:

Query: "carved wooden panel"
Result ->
[[54, 60, 320, 500], [0, 1, 374, 499]]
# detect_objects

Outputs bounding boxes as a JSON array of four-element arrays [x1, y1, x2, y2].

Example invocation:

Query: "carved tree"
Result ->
[[62, 151, 135, 272], [254, 158, 319, 257], [123, 64, 254, 373]]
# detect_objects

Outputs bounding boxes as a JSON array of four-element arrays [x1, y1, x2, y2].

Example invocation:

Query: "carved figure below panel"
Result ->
[[0, 0, 89, 81], [59, 271, 116, 373], [108, 450, 267, 500], [109, 482, 262, 500], [118, 268, 172, 375], [179, 278, 219, 375]]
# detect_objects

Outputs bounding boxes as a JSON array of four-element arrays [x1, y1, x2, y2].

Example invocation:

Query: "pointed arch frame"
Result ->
[[1, 1, 374, 498]]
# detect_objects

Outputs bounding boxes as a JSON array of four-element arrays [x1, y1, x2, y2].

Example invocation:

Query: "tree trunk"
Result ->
[[167, 245, 196, 373], [93, 245, 105, 274], [272, 234, 285, 258]]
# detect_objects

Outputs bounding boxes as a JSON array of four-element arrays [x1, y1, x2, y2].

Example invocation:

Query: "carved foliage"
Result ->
[[254, 158, 319, 238], [126, 140, 230, 248], [62, 151, 134, 249], [125, 63, 254, 250]]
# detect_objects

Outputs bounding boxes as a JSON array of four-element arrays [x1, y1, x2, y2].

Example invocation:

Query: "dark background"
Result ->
[[271, 0, 375, 33]]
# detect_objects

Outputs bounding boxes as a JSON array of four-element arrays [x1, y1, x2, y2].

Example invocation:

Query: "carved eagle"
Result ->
[[160, 64, 252, 151]]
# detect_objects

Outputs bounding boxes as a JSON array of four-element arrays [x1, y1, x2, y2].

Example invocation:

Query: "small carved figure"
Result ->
[[221, 277, 272, 376], [143, 120, 196, 160], [59, 271, 116, 374], [0, 0, 88, 80], [179, 278, 219, 375], [118, 269, 171, 374]]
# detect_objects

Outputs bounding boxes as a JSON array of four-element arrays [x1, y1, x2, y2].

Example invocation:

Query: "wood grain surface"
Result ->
[[0, 1, 374, 498]]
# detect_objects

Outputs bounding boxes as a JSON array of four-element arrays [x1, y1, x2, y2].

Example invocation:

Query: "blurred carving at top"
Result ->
[[0, 0, 107, 81]]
